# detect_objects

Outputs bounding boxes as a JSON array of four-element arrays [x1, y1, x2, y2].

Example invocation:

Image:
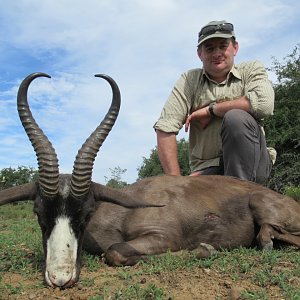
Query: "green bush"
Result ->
[[284, 186, 300, 203]]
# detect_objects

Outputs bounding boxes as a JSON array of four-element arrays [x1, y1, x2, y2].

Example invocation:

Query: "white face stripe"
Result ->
[[45, 216, 78, 287]]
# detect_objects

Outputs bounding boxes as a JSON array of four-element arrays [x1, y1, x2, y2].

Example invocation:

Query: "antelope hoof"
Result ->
[[199, 243, 218, 256]]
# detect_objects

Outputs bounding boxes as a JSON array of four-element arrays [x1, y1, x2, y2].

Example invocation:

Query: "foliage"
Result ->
[[285, 186, 300, 203], [176, 138, 191, 176], [104, 166, 129, 189], [0, 202, 35, 220], [0, 166, 38, 190], [137, 138, 190, 180], [136, 146, 163, 180], [265, 44, 300, 192]]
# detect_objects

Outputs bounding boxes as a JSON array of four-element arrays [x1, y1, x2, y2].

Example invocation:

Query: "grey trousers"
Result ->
[[200, 109, 272, 184]]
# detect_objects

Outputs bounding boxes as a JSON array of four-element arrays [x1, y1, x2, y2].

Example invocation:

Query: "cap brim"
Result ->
[[197, 33, 234, 47]]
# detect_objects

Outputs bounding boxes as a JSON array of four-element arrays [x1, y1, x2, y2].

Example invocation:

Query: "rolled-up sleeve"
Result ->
[[154, 72, 194, 134], [244, 60, 275, 120]]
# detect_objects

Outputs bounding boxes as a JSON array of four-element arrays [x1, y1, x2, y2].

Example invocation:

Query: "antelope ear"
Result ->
[[0, 182, 38, 206], [90, 182, 164, 208]]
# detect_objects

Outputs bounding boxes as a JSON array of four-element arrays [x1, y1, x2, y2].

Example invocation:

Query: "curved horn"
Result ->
[[70, 74, 121, 198], [17, 73, 59, 199]]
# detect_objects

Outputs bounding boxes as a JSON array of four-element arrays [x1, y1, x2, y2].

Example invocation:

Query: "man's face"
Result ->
[[197, 38, 239, 83]]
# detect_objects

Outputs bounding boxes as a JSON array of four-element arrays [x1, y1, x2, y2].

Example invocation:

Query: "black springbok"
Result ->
[[1, 73, 300, 288]]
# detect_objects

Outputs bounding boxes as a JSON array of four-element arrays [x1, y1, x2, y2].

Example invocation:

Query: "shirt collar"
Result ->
[[229, 64, 242, 80], [202, 64, 242, 84]]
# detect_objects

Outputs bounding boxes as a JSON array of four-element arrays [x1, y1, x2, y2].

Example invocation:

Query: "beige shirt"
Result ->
[[154, 60, 275, 173]]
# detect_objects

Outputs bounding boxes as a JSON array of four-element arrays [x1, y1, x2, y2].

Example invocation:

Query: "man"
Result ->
[[154, 20, 275, 184]]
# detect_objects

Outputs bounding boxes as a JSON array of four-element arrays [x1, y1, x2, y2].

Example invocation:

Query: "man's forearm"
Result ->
[[212, 96, 252, 117], [156, 130, 181, 176]]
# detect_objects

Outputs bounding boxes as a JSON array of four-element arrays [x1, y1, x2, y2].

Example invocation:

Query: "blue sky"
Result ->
[[0, 0, 299, 184]]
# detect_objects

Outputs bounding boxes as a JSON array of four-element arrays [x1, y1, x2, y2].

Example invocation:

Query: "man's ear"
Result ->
[[197, 48, 203, 61], [234, 41, 239, 57]]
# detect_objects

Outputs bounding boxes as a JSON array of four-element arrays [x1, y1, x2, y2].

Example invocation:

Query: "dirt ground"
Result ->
[[2, 252, 299, 300]]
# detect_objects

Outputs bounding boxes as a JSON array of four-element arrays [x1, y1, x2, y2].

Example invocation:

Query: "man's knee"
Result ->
[[223, 109, 250, 128], [221, 109, 258, 139]]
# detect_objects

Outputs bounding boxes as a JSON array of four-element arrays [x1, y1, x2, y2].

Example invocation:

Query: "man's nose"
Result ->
[[212, 48, 222, 56]]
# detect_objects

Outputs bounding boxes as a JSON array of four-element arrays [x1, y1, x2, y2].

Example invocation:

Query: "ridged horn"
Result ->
[[17, 72, 59, 199], [70, 74, 121, 198]]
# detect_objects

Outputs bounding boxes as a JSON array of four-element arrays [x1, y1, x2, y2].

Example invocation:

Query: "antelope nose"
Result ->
[[48, 264, 74, 287]]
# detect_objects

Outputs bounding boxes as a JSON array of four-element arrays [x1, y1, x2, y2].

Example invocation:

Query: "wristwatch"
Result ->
[[209, 102, 217, 117]]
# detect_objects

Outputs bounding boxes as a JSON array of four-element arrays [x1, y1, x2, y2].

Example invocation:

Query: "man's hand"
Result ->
[[185, 106, 213, 132], [189, 172, 200, 176]]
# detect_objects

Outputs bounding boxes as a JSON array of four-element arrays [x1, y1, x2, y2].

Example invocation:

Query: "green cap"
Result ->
[[197, 20, 235, 46]]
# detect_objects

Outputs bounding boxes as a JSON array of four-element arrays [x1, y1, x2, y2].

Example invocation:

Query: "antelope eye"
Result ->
[[85, 211, 92, 222]]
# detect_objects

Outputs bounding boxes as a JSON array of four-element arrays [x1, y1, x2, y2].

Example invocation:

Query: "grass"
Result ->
[[0, 203, 44, 296], [0, 203, 300, 299]]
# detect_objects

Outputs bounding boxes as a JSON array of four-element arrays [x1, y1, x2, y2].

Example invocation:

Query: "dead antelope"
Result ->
[[1, 72, 300, 288]]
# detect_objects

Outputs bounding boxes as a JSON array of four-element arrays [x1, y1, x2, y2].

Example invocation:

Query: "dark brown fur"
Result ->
[[83, 174, 300, 266]]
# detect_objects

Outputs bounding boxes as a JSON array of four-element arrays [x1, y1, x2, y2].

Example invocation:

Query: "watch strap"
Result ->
[[209, 102, 217, 117]]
